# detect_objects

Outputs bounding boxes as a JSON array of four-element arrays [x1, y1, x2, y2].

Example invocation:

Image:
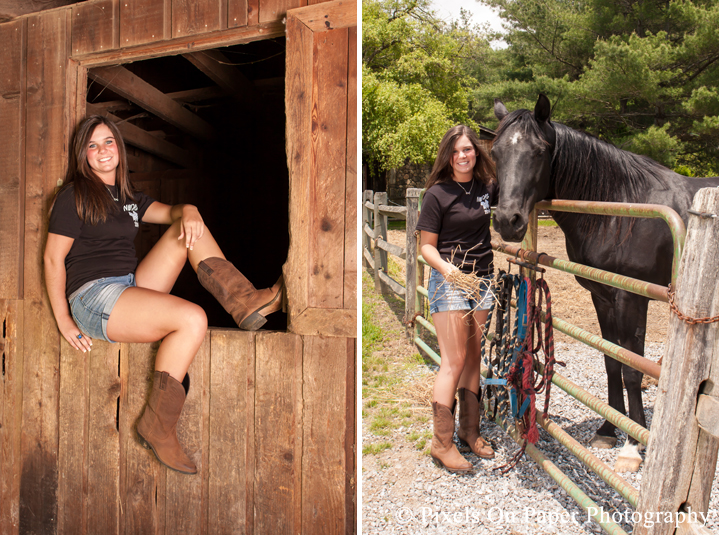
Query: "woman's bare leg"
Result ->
[[106, 220, 225, 380], [106, 288, 207, 381], [135, 219, 225, 294], [457, 309, 490, 394], [432, 310, 472, 407]]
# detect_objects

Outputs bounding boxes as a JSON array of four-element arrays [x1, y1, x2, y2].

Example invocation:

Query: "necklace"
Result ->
[[105, 185, 118, 202], [455, 179, 473, 195]]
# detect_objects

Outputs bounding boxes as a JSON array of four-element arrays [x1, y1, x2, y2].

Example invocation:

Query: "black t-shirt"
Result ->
[[48, 184, 156, 298], [415, 179, 499, 275]]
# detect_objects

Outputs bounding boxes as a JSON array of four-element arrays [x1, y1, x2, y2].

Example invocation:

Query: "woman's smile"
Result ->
[[86, 123, 119, 183]]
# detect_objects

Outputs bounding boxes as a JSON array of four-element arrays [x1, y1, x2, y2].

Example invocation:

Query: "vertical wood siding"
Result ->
[[0, 20, 26, 301]]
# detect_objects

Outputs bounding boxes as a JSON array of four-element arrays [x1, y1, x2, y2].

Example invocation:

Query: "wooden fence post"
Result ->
[[362, 190, 373, 269], [635, 187, 719, 535], [405, 188, 422, 339], [373, 192, 388, 292]]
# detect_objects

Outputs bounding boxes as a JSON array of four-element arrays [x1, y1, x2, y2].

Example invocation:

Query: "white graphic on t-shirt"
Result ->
[[124, 204, 139, 227], [477, 193, 490, 213]]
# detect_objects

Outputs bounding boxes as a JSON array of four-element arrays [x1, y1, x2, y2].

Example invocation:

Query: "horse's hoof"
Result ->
[[615, 456, 642, 472], [615, 442, 643, 472], [589, 434, 617, 449]]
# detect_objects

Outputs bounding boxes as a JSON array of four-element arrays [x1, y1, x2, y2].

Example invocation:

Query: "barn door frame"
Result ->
[[284, 0, 357, 338]]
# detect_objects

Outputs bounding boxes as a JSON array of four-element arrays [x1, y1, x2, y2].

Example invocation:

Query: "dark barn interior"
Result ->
[[86, 39, 289, 329]]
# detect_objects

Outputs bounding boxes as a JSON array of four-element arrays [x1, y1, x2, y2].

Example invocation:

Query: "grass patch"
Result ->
[[388, 219, 406, 231], [362, 269, 435, 451], [538, 218, 558, 227], [387, 255, 403, 282], [363, 442, 393, 455]]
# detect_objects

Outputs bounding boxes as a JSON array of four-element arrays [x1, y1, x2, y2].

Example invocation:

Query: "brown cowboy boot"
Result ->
[[197, 257, 283, 331], [137, 371, 197, 474], [457, 387, 495, 459], [431, 400, 473, 473]]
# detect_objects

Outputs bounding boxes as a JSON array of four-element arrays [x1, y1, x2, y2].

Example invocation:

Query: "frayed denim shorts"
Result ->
[[427, 268, 495, 315], [68, 273, 136, 342]]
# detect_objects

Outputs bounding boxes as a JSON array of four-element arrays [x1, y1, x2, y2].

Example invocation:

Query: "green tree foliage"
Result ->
[[475, 0, 719, 175], [362, 0, 492, 174]]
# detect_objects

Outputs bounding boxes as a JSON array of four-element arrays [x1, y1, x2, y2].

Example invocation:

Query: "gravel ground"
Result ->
[[362, 339, 719, 534]]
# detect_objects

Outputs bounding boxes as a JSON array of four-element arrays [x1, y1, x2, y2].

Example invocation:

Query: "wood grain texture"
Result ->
[[74, 20, 285, 66], [208, 330, 255, 535], [343, 26, 357, 312], [57, 338, 89, 533], [0, 300, 24, 535], [119, 0, 169, 47], [285, 0, 356, 336], [172, 0, 222, 37], [308, 27, 348, 309], [228, 0, 248, 27], [248, 0, 259, 25], [20, 10, 67, 534], [254, 332, 302, 534], [302, 336, 354, 534], [290, 0, 355, 31], [404, 189, 422, 336], [284, 14, 313, 321], [0, 19, 25, 300], [121, 342, 164, 535], [259, 0, 305, 23], [86, 343, 121, 534], [58, 340, 121, 534], [635, 187, 719, 535], [165, 333, 210, 534], [71, 0, 118, 55], [288, 307, 355, 338], [345, 338, 356, 535]]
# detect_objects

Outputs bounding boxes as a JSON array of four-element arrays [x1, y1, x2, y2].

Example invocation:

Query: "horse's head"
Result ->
[[491, 94, 556, 242]]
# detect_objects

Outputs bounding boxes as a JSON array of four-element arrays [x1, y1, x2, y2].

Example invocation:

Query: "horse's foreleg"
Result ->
[[589, 290, 649, 472]]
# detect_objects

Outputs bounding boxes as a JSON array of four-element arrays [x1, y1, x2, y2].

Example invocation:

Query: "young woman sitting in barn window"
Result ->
[[43, 115, 284, 475]]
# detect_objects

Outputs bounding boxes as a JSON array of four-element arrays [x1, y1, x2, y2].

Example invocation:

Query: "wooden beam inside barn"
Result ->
[[183, 50, 259, 104], [88, 65, 216, 141], [89, 86, 229, 114]]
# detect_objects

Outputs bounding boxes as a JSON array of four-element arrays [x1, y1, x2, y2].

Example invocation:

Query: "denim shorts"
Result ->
[[68, 273, 136, 342], [427, 268, 495, 314]]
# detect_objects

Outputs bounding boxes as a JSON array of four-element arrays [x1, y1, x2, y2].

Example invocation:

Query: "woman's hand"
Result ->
[[57, 315, 93, 353], [178, 205, 205, 250], [440, 262, 459, 278]]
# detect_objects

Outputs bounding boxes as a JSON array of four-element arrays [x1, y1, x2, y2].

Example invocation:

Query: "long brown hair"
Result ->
[[425, 125, 496, 190], [57, 115, 135, 225]]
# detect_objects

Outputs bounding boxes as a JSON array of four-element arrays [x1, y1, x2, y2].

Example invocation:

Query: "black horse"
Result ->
[[491, 94, 719, 471]]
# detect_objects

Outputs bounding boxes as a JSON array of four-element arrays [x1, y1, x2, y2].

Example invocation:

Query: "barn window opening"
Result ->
[[86, 39, 289, 330]]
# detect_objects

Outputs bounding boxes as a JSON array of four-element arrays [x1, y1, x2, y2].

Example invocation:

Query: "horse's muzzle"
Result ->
[[493, 210, 528, 242]]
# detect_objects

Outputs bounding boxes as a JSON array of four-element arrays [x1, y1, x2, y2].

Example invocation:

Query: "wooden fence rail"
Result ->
[[361, 190, 407, 297]]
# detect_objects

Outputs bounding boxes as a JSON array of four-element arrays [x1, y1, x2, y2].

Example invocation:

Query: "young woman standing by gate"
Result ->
[[44, 115, 283, 474], [416, 125, 498, 473]]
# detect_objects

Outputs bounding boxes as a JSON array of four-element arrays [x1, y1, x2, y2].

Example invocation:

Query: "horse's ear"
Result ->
[[534, 94, 551, 123], [494, 98, 508, 121]]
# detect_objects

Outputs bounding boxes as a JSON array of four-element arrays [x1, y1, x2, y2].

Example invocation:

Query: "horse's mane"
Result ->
[[551, 122, 667, 204], [496, 109, 671, 237]]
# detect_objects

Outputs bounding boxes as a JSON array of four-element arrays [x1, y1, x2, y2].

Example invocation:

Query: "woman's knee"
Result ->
[[181, 303, 208, 338]]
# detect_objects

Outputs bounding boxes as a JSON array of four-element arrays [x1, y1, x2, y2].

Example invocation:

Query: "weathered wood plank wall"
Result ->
[[20, 9, 68, 535], [0, 0, 356, 533]]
